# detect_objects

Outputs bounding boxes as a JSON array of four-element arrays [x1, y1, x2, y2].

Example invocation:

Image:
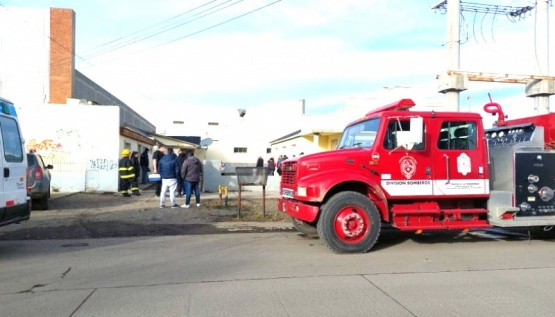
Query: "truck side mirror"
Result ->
[[410, 117, 423, 144], [395, 117, 423, 149]]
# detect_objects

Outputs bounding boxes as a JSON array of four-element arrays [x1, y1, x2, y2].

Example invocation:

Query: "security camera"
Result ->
[[238, 109, 246, 117]]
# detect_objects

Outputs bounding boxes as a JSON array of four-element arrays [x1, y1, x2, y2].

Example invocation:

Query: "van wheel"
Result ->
[[317, 191, 380, 254], [291, 216, 318, 237]]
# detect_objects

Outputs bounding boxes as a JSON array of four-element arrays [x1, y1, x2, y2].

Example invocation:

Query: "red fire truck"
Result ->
[[278, 98, 555, 253]]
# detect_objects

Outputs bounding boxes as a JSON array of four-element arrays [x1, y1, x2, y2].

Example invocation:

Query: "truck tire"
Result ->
[[317, 191, 380, 254], [291, 216, 318, 237]]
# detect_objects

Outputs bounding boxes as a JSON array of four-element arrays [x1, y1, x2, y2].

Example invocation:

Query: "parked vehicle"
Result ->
[[0, 97, 31, 227], [27, 152, 53, 210], [278, 98, 555, 253]]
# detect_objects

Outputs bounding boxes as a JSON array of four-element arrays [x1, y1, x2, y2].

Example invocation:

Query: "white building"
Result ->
[[0, 6, 158, 192]]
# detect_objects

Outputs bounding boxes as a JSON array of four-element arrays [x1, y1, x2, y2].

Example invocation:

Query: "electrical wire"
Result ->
[[79, 0, 282, 68], [490, 6, 498, 43], [480, 8, 488, 43], [145, 0, 281, 52], [51, 0, 258, 69], [472, 9, 479, 44], [80, 0, 219, 57], [79, 0, 241, 60], [460, 12, 469, 45]]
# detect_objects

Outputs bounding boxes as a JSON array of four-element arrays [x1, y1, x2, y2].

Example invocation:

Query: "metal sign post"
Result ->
[[235, 167, 268, 218]]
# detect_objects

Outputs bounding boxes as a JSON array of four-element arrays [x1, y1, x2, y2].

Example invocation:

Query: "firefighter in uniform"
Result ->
[[119, 149, 141, 197]]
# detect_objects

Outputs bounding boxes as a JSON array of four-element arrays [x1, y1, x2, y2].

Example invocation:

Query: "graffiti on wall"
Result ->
[[88, 159, 118, 171], [26, 128, 82, 161]]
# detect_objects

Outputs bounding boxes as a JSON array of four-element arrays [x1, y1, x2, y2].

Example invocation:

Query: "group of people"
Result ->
[[276, 154, 288, 176], [120, 148, 295, 205], [152, 145, 203, 209], [254, 155, 290, 177], [118, 145, 203, 209]]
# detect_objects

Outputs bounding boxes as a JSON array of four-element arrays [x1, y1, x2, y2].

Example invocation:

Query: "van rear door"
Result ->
[[0, 112, 30, 226]]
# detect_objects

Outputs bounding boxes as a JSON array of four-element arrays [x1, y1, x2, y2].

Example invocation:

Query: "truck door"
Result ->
[[432, 120, 489, 196], [379, 117, 434, 198]]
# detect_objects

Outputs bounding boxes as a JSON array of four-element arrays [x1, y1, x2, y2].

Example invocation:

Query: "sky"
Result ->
[[2, 0, 554, 128]]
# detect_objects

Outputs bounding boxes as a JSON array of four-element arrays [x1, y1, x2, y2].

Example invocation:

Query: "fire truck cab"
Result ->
[[278, 99, 555, 253]]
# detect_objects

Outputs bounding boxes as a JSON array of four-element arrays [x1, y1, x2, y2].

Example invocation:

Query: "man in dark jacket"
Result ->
[[180, 151, 203, 208], [139, 148, 150, 184], [176, 149, 187, 197], [131, 151, 141, 186], [157, 147, 180, 208]]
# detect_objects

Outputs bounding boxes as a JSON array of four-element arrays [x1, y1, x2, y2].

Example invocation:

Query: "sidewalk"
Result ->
[[51, 182, 280, 201]]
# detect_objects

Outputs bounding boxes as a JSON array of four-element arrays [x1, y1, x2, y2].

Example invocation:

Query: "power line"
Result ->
[[432, 1, 534, 19], [433, 1, 535, 45], [79, 0, 237, 60], [143, 0, 278, 51], [80, 0, 282, 68], [80, 0, 219, 56], [51, 0, 232, 68]]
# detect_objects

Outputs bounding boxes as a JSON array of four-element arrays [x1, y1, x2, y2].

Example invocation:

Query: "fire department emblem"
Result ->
[[457, 153, 471, 176], [399, 156, 417, 179]]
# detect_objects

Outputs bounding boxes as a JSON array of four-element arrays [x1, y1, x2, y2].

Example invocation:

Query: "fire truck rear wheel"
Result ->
[[317, 191, 381, 254], [291, 216, 318, 237]]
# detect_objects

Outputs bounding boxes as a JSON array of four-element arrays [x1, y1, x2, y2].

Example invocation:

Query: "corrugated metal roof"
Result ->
[[149, 133, 198, 149]]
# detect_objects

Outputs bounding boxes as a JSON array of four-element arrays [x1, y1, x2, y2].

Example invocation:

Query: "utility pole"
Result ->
[[445, 0, 462, 111], [434, 0, 467, 112], [526, 0, 551, 114], [432, 1, 553, 113]]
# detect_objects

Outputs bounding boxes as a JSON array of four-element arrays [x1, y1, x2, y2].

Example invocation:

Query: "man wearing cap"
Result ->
[[118, 148, 140, 197]]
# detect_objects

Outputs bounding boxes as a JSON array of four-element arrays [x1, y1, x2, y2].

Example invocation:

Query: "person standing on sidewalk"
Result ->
[[181, 150, 203, 208], [139, 148, 150, 184], [157, 147, 180, 208], [176, 149, 187, 197], [151, 144, 166, 197], [130, 151, 141, 187], [118, 149, 139, 197]]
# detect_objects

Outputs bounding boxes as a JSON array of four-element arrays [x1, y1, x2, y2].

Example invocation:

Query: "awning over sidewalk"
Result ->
[[149, 133, 198, 149]]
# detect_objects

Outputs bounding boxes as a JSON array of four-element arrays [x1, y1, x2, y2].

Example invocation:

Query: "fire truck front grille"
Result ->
[[281, 162, 297, 185]]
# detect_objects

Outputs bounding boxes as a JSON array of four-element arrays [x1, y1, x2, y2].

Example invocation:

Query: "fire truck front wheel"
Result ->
[[317, 191, 381, 254]]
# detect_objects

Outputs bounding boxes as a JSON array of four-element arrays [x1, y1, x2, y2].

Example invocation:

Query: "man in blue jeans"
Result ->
[[180, 150, 203, 208]]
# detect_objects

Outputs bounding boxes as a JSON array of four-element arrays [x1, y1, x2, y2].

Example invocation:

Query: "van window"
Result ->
[[0, 116, 24, 162]]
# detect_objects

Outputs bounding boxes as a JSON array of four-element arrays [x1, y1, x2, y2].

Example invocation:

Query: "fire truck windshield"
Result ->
[[338, 118, 380, 149]]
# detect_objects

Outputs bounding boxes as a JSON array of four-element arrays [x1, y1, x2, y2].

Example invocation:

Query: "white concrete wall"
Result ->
[[18, 104, 120, 192], [0, 7, 50, 107]]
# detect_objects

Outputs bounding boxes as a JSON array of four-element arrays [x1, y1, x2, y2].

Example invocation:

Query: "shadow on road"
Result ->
[[0, 221, 295, 241]]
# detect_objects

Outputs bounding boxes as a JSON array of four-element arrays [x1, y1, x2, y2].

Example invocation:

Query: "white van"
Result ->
[[0, 97, 31, 227]]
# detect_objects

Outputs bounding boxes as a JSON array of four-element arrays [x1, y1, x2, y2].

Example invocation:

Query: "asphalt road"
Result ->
[[1, 228, 555, 316]]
